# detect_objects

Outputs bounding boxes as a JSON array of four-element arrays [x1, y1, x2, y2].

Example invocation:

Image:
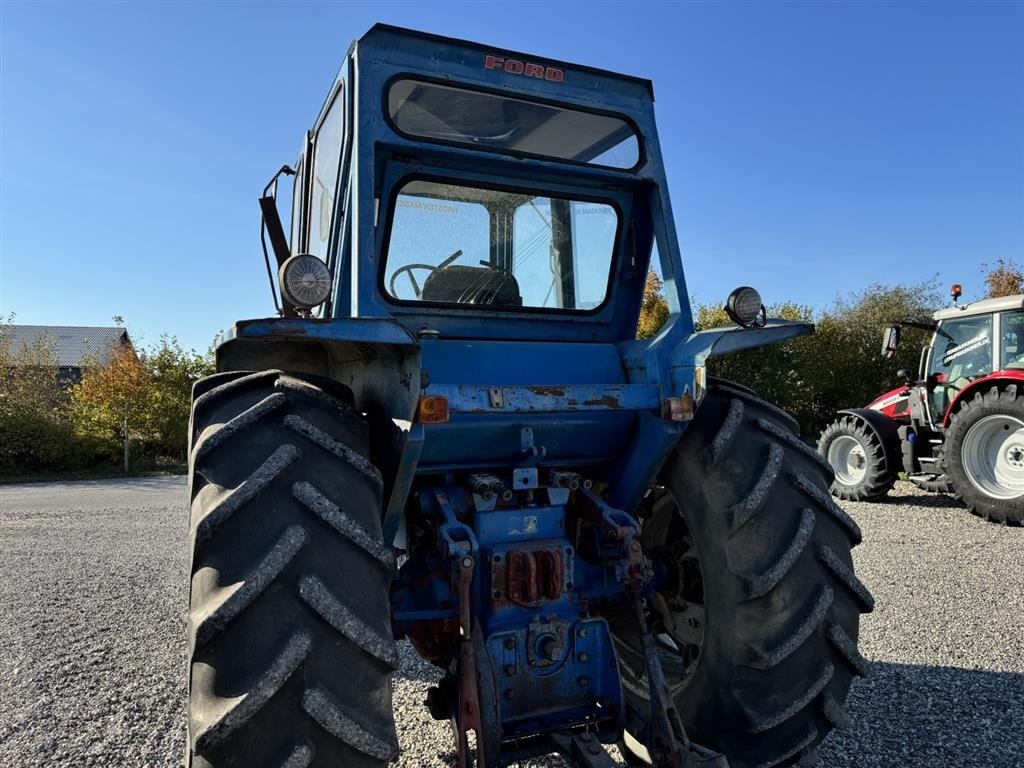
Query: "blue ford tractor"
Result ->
[[186, 25, 871, 768]]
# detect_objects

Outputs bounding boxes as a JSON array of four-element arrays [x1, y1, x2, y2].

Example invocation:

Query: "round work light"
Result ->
[[724, 286, 766, 328], [279, 254, 332, 308]]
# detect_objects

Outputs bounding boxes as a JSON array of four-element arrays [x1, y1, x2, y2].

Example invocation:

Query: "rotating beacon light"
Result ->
[[279, 254, 333, 309], [724, 286, 766, 328]]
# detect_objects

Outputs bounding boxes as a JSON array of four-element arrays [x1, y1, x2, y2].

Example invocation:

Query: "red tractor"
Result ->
[[818, 286, 1024, 524]]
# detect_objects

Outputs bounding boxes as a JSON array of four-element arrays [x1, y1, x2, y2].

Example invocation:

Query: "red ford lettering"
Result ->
[[484, 53, 564, 83]]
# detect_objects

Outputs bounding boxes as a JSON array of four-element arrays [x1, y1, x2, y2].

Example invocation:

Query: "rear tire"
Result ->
[[186, 370, 399, 767], [613, 382, 872, 768], [817, 416, 896, 501], [944, 384, 1024, 524]]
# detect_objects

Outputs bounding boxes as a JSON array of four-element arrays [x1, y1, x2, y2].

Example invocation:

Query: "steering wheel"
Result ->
[[388, 249, 463, 299]]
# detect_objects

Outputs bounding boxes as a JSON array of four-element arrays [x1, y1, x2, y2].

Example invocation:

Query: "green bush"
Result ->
[[0, 328, 77, 474]]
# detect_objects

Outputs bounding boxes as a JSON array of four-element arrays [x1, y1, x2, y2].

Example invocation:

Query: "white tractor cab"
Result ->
[[819, 286, 1024, 524]]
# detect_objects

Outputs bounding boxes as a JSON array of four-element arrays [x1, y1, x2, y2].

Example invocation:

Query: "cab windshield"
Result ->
[[383, 179, 619, 312]]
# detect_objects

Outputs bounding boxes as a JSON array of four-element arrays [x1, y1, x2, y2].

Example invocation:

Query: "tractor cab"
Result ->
[[280, 24, 666, 345], [918, 296, 1024, 425]]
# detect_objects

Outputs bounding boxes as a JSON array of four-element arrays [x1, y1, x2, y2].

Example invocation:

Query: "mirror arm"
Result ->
[[260, 196, 292, 269], [259, 164, 298, 317]]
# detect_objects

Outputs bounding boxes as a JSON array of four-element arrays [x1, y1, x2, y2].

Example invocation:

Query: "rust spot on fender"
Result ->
[[528, 385, 566, 396], [582, 395, 622, 408]]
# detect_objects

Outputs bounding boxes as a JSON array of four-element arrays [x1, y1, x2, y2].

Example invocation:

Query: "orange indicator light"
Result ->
[[416, 395, 450, 424]]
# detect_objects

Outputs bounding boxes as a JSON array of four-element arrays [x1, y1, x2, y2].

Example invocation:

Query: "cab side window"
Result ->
[[1001, 311, 1024, 369], [309, 87, 345, 261]]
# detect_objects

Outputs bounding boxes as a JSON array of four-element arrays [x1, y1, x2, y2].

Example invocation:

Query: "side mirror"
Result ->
[[896, 368, 911, 382], [881, 325, 901, 359]]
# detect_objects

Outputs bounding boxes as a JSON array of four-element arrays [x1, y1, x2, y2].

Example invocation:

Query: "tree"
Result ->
[[982, 258, 1024, 298], [143, 335, 215, 461], [800, 282, 940, 425], [70, 334, 215, 471], [0, 318, 73, 473], [637, 269, 670, 339], [70, 344, 151, 472]]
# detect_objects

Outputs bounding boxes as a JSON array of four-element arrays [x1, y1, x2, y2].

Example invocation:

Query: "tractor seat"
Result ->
[[421, 265, 523, 306]]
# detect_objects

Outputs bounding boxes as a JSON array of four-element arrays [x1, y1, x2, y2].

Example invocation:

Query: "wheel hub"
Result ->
[[827, 435, 869, 486], [1006, 445, 1024, 469]]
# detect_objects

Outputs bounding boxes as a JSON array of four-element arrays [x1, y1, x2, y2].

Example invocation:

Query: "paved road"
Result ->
[[0, 477, 1021, 767]]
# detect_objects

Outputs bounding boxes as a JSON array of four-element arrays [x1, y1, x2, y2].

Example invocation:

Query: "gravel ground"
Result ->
[[0, 477, 1021, 767]]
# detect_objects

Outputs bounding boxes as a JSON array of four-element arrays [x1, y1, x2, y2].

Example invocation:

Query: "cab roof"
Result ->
[[933, 294, 1024, 321], [361, 24, 654, 98]]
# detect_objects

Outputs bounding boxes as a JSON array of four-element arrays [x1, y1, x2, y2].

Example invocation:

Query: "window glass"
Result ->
[[928, 315, 993, 413], [384, 179, 618, 310], [386, 191, 490, 302], [388, 79, 640, 169], [309, 88, 345, 260], [1001, 311, 1024, 369], [511, 198, 617, 308]]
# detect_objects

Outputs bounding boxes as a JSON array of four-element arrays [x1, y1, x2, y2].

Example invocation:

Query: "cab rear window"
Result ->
[[387, 79, 640, 169], [383, 179, 619, 312]]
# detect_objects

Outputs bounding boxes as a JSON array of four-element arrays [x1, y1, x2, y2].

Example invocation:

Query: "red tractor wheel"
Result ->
[[817, 416, 896, 501], [945, 385, 1024, 524]]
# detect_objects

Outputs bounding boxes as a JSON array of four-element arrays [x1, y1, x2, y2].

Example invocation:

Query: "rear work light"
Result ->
[[279, 254, 332, 308]]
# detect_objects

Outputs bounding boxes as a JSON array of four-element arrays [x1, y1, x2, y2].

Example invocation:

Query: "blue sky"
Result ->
[[2, 1, 1021, 353]]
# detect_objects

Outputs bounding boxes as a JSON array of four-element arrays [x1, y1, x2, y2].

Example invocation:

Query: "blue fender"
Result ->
[[609, 319, 814, 512], [672, 319, 814, 368], [216, 316, 422, 421]]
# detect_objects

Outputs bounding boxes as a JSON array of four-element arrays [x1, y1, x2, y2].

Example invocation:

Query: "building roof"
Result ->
[[933, 294, 1024, 321], [3, 325, 130, 367]]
